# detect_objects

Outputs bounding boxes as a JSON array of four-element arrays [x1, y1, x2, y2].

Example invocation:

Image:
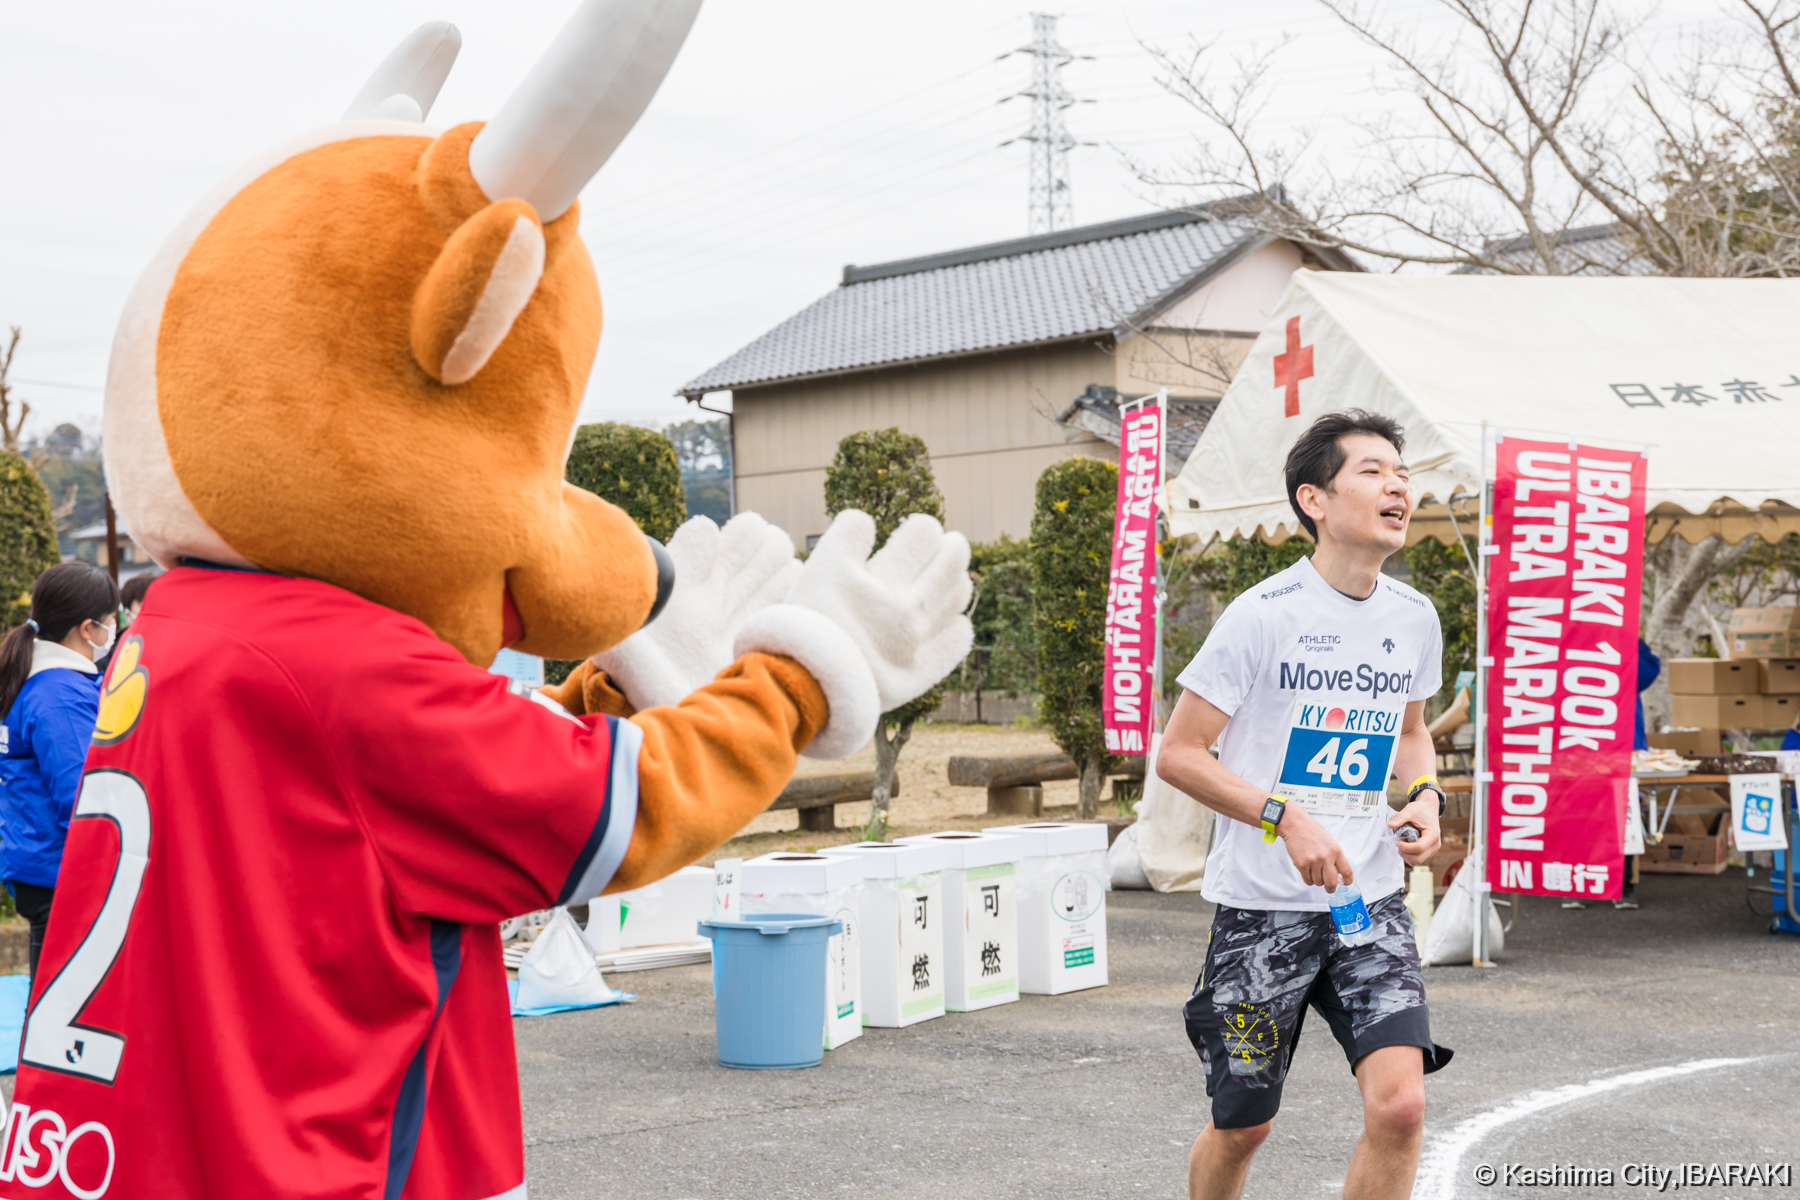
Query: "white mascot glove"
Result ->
[[734, 510, 974, 759], [593, 512, 801, 710]]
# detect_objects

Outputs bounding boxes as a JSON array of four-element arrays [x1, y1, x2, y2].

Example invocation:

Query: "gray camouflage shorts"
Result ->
[[1182, 890, 1452, 1129]]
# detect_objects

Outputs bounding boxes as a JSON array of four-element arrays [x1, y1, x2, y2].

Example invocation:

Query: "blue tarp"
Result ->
[[0, 975, 29, 1074], [505, 978, 631, 1018]]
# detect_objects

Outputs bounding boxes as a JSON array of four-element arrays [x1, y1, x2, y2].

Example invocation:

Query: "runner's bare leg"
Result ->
[[1188, 1120, 1270, 1200], [1343, 1045, 1426, 1200]]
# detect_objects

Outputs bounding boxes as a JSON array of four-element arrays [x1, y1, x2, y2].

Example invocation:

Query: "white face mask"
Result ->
[[86, 619, 117, 657]]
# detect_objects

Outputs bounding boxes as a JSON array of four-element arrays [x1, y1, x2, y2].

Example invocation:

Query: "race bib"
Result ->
[[1275, 695, 1401, 816]]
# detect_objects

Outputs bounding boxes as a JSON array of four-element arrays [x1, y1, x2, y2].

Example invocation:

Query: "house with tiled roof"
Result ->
[[680, 201, 1356, 548]]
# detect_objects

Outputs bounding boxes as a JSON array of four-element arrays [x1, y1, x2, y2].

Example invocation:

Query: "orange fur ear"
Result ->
[[411, 198, 545, 385]]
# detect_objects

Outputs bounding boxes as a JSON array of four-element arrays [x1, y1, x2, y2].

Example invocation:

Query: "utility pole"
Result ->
[[1001, 13, 1089, 235]]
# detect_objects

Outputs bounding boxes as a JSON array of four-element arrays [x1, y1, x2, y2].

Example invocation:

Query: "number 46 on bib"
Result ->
[[1276, 696, 1400, 816]]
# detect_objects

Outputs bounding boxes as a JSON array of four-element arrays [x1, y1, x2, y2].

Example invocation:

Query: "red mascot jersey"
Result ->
[[2, 566, 639, 1200]]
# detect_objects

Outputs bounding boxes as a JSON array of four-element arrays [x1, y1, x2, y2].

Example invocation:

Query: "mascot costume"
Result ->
[[3, 6, 971, 1198]]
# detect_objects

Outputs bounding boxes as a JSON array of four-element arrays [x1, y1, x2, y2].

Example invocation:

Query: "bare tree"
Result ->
[[1641, 533, 1755, 728], [0, 327, 29, 453], [1135, 0, 1800, 277]]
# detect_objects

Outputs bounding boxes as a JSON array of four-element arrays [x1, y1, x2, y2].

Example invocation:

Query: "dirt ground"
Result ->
[[717, 721, 1129, 857]]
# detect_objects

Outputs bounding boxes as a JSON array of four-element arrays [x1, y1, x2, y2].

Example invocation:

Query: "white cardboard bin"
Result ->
[[741, 852, 865, 1050], [582, 895, 622, 952], [614, 864, 714, 948], [820, 842, 946, 1027], [982, 823, 1109, 995], [895, 832, 1021, 1011]]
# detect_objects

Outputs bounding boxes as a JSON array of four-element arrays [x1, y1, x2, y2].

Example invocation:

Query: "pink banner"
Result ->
[[1485, 438, 1647, 901], [1103, 401, 1162, 755]]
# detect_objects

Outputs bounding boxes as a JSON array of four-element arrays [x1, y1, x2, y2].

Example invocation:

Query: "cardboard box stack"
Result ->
[[1666, 610, 1800, 735], [1728, 606, 1800, 659], [1640, 792, 1730, 875]]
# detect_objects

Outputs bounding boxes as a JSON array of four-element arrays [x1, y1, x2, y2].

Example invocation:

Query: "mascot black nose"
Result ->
[[642, 535, 675, 629]]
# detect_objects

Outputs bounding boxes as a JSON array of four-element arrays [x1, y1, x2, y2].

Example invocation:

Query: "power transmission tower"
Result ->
[[1001, 14, 1089, 235]]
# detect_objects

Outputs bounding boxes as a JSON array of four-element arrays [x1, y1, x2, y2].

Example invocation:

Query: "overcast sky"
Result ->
[[1, 0, 1728, 439]]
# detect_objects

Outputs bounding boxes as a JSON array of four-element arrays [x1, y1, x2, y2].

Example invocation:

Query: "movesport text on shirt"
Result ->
[[1176, 557, 1442, 912]]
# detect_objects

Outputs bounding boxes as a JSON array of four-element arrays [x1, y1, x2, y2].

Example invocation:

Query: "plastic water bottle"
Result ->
[[1404, 866, 1435, 954], [1328, 882, 1379, 947]]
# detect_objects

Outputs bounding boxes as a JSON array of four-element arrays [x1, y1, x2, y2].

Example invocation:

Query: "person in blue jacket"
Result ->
[[1625, 637, 1661, 909], [0, 561, 120, 975]]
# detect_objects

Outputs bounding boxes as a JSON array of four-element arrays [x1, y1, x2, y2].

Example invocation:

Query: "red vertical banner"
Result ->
[[1485, 439, 1647, 901], [1103, 400, 1162, 755]]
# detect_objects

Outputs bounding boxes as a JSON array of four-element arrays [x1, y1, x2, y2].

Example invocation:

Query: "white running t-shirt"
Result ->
[[1176, 557, 1443, 912]]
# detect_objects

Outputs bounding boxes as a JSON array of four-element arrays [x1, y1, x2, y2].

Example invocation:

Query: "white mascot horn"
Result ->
[[468, 0, 705, 219], [342, 22, 464, 122]]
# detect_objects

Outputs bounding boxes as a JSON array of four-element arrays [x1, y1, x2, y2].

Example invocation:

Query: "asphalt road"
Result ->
[[516, 870, 1800, 1200]]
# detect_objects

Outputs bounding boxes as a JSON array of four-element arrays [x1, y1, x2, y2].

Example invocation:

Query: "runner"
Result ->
[[1157, 409, 1452, 1200]]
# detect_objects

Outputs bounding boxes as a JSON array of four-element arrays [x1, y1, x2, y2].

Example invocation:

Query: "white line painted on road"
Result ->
[[1414, 1057, 1762, 1200]]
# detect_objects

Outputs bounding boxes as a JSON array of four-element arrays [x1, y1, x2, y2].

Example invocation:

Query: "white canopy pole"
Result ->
[[1154, 387, 1169, 737], [1473, 422, 1492, 968]]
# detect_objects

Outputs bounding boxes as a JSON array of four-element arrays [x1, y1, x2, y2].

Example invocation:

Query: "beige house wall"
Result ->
[[1157, 242, 1306, 332], [733, 340, 1119, 548], [727, 250, 1312, 549]]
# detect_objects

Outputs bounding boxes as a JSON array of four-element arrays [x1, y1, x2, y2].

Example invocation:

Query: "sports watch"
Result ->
[[1259, 796, 1288, 843], [1407, 776, 1448, 816]]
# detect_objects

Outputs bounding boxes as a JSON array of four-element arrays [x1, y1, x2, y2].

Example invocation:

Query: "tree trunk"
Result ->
[[1641, 533, 1754, 734], [1075, 754, 1103, 820], [865, 716, 915, 841]]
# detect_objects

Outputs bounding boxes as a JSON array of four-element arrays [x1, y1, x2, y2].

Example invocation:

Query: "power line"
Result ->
[[612, 164, 1003, 315], [594, 117, 1008, 268], [592, 88, 1002, 244], [11, 378, 103, 393], [599, 140, 1006, 289], [585, 33, 1019, 224]]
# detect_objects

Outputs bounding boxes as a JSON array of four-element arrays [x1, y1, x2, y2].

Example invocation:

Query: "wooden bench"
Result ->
[[947, 752, 1146, 816], [770, 771, 897, 832]]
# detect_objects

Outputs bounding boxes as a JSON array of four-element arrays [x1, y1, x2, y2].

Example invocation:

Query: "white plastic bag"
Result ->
[[1134, 733, 1214, 893], [1108, 821, 1151, 889], [1421, 865, 1504, 966], [1623, 778, 1645, 857], [516, 907, 621, 1010]]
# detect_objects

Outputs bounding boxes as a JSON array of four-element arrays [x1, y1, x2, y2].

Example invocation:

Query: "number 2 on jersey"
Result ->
[[20, 770, 150, 1083]]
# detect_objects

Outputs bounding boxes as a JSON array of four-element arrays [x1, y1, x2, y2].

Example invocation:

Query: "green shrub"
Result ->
[[0, 451, 61, 630], [564, 423, 687, 542], [964, 534, 1038, 700], [824, 429, 948, 839], [550, 424, 689, 684], [1405, 535, 1478, 715], [1031, 457, 1119, 818], [823, 428, 945, 550], [1191, 536, 1313, 601]]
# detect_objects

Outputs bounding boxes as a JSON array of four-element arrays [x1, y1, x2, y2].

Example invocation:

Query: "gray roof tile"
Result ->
[[679, 209, 1266, 395]]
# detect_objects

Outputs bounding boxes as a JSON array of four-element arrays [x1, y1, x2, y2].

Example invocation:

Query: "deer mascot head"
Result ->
[[103, 6, 700, 666]]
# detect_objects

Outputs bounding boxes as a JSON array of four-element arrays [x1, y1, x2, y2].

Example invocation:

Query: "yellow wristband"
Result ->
[[1408, 774, 1438, 792]]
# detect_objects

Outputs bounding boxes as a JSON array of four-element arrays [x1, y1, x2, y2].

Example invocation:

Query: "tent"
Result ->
[[1165, 271, 1800, 960], [1170, 273, 1800, 546]]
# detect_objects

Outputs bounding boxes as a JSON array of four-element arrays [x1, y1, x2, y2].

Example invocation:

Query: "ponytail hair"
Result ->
[[0, 561, 121, 718]]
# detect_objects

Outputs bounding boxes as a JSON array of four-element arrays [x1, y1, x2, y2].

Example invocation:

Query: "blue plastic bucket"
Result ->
[[697, 912, 842, 1069]]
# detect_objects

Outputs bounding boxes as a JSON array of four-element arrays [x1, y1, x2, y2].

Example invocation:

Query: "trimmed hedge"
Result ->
[[0, 451, 60, 630], [824, 428, 947, 838], [1031, 457, 1118, 814], [551, 424, 689, 683], [823, 428, 945, 552], [564, 423, 687, 543]]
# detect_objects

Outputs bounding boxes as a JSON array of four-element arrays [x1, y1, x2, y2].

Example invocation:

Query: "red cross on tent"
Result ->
[[1272, 315, 1313, 418]]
